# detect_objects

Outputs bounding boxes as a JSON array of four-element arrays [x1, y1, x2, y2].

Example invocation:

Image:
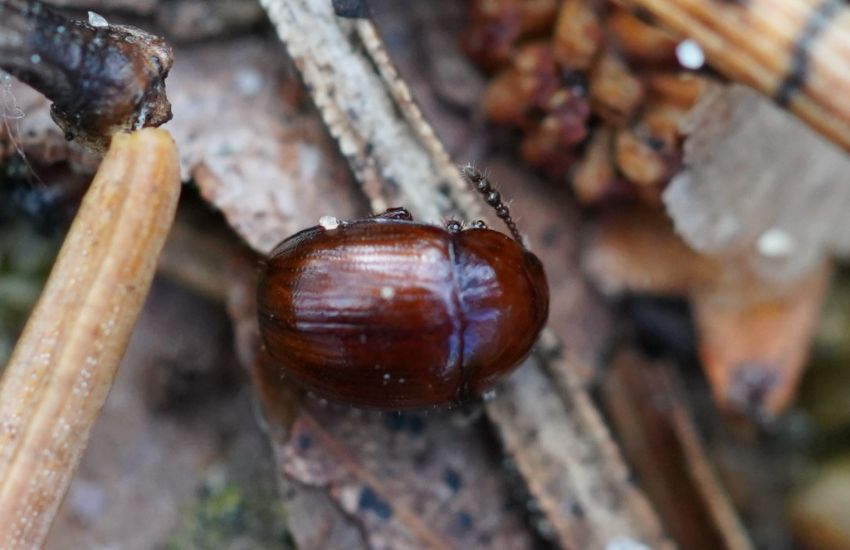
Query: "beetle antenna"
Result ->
[[461, 164, 523, 244]]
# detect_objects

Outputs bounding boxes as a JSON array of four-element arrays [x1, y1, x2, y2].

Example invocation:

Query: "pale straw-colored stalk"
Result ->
[[0, 128, 181, 548], [618, 0, 850, 152]]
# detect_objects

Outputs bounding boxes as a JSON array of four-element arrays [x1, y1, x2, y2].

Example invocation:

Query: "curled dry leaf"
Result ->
[[692, 264, 830, 420], [583, 204, 829, 418]]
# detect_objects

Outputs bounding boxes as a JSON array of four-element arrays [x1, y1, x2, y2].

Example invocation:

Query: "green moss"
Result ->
[[799, 268, 850, 433], [165, 465, 294, 550], [0, 221, 61, 366]]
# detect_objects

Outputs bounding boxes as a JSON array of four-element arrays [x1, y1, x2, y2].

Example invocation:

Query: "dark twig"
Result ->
[[0, 0, 173, 152]]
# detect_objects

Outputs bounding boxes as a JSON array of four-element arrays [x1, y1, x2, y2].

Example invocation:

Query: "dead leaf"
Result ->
[[583, 204, 830, 418], [270, 398, 539, 550], [693, 265, 829, 419], [165, 36, 367, 254]]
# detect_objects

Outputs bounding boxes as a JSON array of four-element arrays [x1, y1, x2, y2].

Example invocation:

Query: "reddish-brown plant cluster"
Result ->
[[463, 0, 711, 204]]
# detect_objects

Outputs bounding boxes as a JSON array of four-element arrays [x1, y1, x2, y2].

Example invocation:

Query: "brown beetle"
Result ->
[[257, 166, 549, 409]]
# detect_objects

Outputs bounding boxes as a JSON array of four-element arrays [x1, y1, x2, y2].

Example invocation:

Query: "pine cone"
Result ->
[[464, 0, 711, 204]]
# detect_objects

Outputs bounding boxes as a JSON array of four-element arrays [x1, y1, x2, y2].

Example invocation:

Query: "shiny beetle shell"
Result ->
[[257, 209, 549, 409]]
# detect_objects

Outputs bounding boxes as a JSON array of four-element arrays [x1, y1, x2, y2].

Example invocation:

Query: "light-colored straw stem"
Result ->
[[618, 0, 850, 152], [0, 128, 181, 548]]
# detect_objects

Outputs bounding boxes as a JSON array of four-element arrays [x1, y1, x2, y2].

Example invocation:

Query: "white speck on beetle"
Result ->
[[29, 54, 41, 64], [676, 39, 705, 69], [87, 11, 109, 28], [757, 228, 796, 258], [319, 216, 339, 230], [380, 286, 395, 300]]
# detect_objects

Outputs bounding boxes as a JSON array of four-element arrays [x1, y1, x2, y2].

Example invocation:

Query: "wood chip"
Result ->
[[664, 85, 850, 285]]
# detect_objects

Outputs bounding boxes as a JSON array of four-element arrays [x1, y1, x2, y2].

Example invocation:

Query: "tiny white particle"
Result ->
[[676, 39, 705, 70], [398, 378, 406, 384], [66, 480, 106, 525], [88, 11, 109, 28], [234, 69, 264, 97], [319, 216, 339, 230], [30, 54, 41, 64], [606, 537, 651, 550], [380, 286, 395, 300], [383, 373, 391, 380], [423, 248, 443, 263], [757, 228, 795, 258]]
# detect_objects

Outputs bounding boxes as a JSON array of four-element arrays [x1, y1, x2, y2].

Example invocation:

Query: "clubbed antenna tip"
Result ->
[[461, 165, 524, 244]]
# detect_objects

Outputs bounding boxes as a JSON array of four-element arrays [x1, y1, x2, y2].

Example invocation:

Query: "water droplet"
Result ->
[[605, 537, 651, 550], [676, 39, 705, 70], [234, 69, 264, 97], [757, 228, 795, 258]]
